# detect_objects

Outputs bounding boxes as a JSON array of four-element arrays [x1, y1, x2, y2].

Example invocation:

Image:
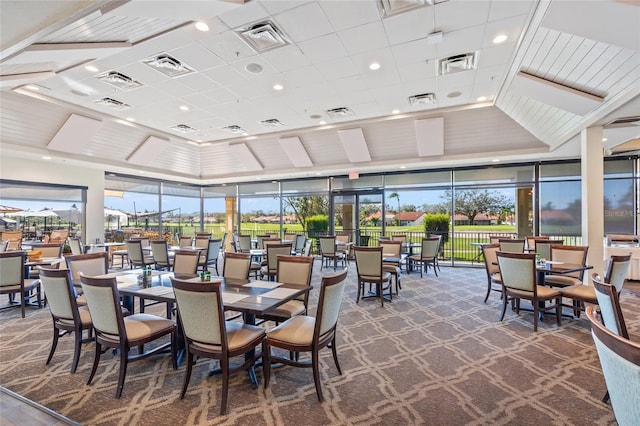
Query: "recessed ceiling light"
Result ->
[[139, 171, 145, 174], [242, 132, 249, 136], [273, 83, 283, 91], [25, 85, 40, 91], [477, 96, 487, 102], [602, 138, 608, 142], [319, 120, 327, 125], [369, 62, 381, 71], [493, 34, 508, 44], [41, 156, 51, 160], [85, 65, 98, 72], [492, 159, 500, 162], [392, 109, 400, 114], [179, 105, 189, 111], [400, 165, 407, 169], [195, 22, 209, 32], [126, 117, 135, 122]]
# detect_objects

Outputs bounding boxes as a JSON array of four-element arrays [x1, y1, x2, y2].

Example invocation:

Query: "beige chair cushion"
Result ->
[[360, 272, 392, 282], [58, 307, 92, 327], [191, 321, 264, 352], [545, 275, 582, 287], [560, 284, 596, 302], [383, 265, 400, 275], [122, 314, 175, 342], [264, 300, 305, 319], [267, 315, 315, 346], [509, 286, 560, 299], [490, 272, 502, 283]]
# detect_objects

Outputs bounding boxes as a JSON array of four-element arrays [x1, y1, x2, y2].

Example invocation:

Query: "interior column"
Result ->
[[225, 197, 236, 251], [581, 126, 604, 278]]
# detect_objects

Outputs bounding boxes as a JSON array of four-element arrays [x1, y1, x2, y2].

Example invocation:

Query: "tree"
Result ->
[[388, 192, 400, 225], [442, 189, 512, 225], [283, 196, 328, 232]]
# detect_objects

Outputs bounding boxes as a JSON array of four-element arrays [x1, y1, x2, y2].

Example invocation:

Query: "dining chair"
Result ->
[[1, 230, 22, 250], [178, 236, 193, 248], [49, 230, 69, 244], [354, 246, 392, 307], [559, 255, 631, 319], [264, 268, 348, 402], [294, 234, 307, 254], [496, 251, 561, 332], [0, 240, 8, 252], [319, 236, 345, 270], [28, 243, 63, 278], [80, 275, 177, 398], [237, 235, 253, 253], [498, 239, 525, 253], [150, 240, 172, 270], [222, 252, 251, 281], [195, 231, 211, 238], [336, 233, 351, 258], [260, 243, 293, 281], [172, 250, 199, 275], [125, 239, 154, 269], [194, 236, 209, 248], [481, 243, 503, 303], [380, 240, 403, 294], [65, 252, 109, 288], [258, 255, 314, 324], [526, 236, 548, 251], [303, 239, 312, 257], [545, 245, 589, 288], [586, 306, 640, 424], [408, 237, 440, 277], [489, 235, 510, 244], [39, 268, 93, 373], [170, 277, 266, 414], [0, 251, 41, 317], [68, 237, 84, 255], [202, 238, 222, 275], [534, 239, 564, 260]]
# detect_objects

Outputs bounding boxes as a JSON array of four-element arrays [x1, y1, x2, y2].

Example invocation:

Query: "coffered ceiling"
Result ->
[[1, 0, 638, 184]]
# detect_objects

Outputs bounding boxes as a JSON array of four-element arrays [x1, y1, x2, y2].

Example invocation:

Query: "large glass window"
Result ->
[[0, 179, 86, 241], [539, 162, 581, 240], [604, 159, 636, 234], [104, 174, 159, 240], [203, 185, 236, 240], [162, 182, 201, 243], [238, 182, 281, 238]]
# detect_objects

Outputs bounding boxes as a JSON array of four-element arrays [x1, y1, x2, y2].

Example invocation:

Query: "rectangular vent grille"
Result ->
[[221, 125, 247, 134], [437, 52, 478, 75], [409, 93, 436, 106], [326, 107, 355, 118], [378, 0, 428, 18], [95, 97, 130, 110], [97, 71, 142, 90], [171, 124, 197, 134], [237, 21, 290, 53], [259, 119, 284, 127], [143, 54, 195, 78]]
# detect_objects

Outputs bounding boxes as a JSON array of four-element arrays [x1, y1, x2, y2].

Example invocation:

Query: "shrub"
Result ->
[[424, 213, 450, 242], [306, 215, 329, 238]]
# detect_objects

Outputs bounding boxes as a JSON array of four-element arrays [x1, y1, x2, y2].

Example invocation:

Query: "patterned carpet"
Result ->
[[1, 262, 639, 425]]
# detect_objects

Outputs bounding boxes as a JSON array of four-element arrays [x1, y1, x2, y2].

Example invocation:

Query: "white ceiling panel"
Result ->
[[297, 33, 348, 64], [382, 7, 432, 46], [338, 21, 389, 55], [319, 0, 380, 32], [262, 45, 311, 72], [273, 2, 333, 43]]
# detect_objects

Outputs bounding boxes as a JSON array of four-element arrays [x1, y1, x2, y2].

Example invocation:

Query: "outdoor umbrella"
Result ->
[[104, 208, 129, 228], [0, 205, 22, 213], [53, 209, 82, 224], [8, 209, 59, 231]]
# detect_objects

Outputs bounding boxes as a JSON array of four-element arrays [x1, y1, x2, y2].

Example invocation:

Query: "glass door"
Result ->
[[331, 190, 383, 247]]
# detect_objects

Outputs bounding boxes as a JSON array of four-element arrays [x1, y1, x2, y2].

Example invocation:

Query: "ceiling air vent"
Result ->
[[95, 97, 130, 110], [221, 125, 247, 134], [325, 107, 355, 119], [378, 0, 429, 18], [96, 71, 142, 91], [171, 124, 197, 134], [437, 52, 478, 75], [143, 54, 195, 78], [237, 21, 290, 53], [259, 118, 284, 127], [409, 93, 436, 106]]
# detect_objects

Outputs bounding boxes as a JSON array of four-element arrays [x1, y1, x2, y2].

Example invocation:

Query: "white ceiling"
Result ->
[[0, 0, 638, 184]]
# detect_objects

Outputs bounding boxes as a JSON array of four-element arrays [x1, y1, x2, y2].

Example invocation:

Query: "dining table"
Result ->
[[98, 269, 310, 385]]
